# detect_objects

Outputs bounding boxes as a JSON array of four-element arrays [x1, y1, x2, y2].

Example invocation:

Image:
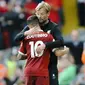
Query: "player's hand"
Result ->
[[54, 46, 69, 57], [36, 43, 46, 54]]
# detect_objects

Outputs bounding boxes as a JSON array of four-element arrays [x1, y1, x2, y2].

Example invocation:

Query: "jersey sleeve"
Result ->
[[18, 41, 26, 55]]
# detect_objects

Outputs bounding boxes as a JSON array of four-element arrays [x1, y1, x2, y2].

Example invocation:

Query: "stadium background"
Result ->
[[0, 0, 85, 85]]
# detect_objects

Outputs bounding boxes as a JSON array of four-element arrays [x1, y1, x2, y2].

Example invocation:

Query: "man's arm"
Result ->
[[46, 25, 64, 49], [17, 41, 27, 60], [14, 25, 38, 42], [36, 24, 64, 54], [14, 25, 29, 42]]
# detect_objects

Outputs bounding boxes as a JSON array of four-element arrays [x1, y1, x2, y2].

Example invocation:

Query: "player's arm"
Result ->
[[54, 46, 69, 57], [45, 25, 64, 49], [14, 25, 29, 42], [17, 52, 27, 60], [17, 41, 27, 60]]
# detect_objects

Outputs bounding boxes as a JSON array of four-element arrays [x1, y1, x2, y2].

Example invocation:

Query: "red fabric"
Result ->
[[56, 0, 63, 8], [45, 0, 62, 8], [3, 31, 10, 48], [0, 6, 8, 13], [45, 0, 63, 23], [49, 10, 59, 23], [24, 2, 37, 18], [25, 76, 49, 85], [19, 31, 53, 77]]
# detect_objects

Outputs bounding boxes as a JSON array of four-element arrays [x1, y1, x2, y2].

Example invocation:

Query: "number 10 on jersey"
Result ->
[[29, 41, 44, 58]]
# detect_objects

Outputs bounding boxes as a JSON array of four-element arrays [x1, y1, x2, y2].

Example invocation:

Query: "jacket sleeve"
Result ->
[[45, 25, 64, 49], [14, 25, 29, 42]]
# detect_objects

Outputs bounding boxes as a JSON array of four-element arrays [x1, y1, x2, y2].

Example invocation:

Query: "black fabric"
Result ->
[[0, 32, 4, 49], [14, 25, 29, 42], [1, 11, 26, 48], [76, 65, 82, 74], [65, 41, 83, 65], [41, 21, 64, 49], [14, 20, 64, 85], [4, 77, 19, 85], [77, 3, 85, 26], [49, 66, 58, 85]]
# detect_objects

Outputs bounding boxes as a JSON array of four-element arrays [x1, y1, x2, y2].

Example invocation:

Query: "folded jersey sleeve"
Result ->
[[18, 41, 26, 55]]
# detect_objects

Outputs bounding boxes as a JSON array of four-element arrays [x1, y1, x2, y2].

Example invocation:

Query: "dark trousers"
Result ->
[[76, 64, 83, 74], [49, 67, 59, 85]]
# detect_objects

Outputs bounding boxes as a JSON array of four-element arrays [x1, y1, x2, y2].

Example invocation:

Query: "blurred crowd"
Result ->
[[0, 0, 64, 49], [0, 47, 25, 85], [58, 29, 85, 85], [0, 0, 85, 85]]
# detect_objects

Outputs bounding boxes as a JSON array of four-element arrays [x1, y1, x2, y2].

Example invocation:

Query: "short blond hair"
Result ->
[[35, 1, 51, 13]]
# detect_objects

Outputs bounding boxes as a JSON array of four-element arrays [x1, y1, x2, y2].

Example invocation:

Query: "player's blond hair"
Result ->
[[35, 1, 51, 13]]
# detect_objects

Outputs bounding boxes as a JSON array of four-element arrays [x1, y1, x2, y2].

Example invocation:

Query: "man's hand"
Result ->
[[54, 46, 69, 57], [63, 46, 69, 54], [36, 43, 46, 54]]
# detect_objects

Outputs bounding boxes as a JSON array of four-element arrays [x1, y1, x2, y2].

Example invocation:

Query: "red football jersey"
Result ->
[[19, 31, 53, 77]]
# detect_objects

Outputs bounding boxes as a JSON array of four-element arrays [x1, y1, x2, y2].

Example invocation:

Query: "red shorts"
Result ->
[[25, 76, 49, 85]]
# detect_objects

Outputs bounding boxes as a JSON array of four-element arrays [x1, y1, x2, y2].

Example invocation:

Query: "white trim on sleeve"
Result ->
[[18, 51, 26, 56], [52, 48, 57, 52]]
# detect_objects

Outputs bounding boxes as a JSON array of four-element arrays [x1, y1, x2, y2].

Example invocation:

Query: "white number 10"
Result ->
[[29, 41, 44, 58]]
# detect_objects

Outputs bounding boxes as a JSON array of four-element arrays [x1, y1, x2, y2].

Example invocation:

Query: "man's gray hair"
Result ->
[[35, 1, 51, 13]]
